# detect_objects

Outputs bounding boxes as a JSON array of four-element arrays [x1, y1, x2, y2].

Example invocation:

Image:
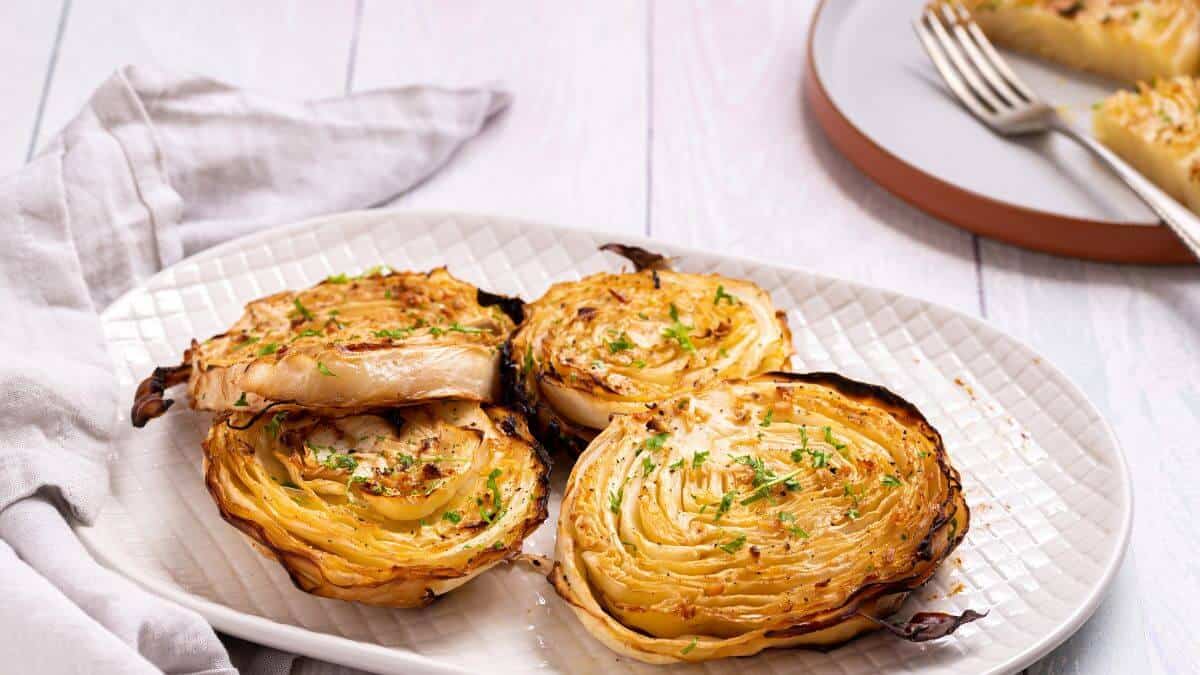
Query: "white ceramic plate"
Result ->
[[811, 0, 1155, 225], [82, 210, 1132, 675]]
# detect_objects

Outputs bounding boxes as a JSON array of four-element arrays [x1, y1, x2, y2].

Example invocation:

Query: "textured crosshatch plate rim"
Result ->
[[77, 209, 1133, 675]]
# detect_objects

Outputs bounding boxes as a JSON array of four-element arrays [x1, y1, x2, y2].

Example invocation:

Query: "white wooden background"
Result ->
[[2, 2, 1196, 674]]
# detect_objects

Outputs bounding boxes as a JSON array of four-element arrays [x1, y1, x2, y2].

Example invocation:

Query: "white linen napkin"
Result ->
[[0, 64, 509, 675]]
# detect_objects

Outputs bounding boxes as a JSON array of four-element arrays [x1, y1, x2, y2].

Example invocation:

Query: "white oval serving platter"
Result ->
[[81, 210, 1132, 675]]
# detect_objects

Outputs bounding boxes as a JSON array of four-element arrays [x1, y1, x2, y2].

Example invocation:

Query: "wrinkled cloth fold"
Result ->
[[0, 65, 508, 674]]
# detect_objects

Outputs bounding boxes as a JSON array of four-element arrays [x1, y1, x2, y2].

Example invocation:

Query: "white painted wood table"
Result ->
[[2, 2, 1196, 674]]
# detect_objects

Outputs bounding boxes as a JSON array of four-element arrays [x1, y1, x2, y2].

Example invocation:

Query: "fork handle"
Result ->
[[1050, 118, 1200, 260]]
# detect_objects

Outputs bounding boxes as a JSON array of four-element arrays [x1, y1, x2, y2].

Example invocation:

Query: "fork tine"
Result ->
[[937, 3, 1025, 106], [913, 14, 994, 122], [947, 1, 1038, 102], [922, 7, 1008, 113]]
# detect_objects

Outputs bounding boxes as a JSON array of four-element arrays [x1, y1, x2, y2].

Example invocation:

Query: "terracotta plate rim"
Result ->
[[804, 0, 1195, 265]]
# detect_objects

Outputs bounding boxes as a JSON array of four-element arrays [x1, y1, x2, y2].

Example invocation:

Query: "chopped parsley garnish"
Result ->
[[717, 534, 747, 554], [714, 285, 737, 306], [318, 450, 357, 472], [714, 490, 737, 522], [607, 332, 635, 353], [609, 484, 624, 513], [843, 482, 861, 508], [662, 303, 695, 352], [736, 455, 800, 493], [257, 342, 279, 356], [824, 426, 847, 453], [291, 329, 322, 341], [759, 410, 774, 427], [668, 458, 684, 470], [231, 335, 260, 351], [641, 455, 657, 477], [735, 455, 769, 486], [292, 297, 314, 321], [800, 448, 828, 469], [740, 468, 803, 505], [395, 453, 415, 469], [681, 638, 698, 655], [492, 541, 505, 550], [264, 412, 287, 439], [447, 322, 485, 334], [691, 450, 709, 468], [329, 455, 356, 471], [233, 392, 249, 407], [317, 361, 336, 377], [645, 431, 670, 452], [373, 328, 413, 340], [791, 427, 813, 463], [442, 511, 462, 524], [326, 273, 350, 284], [522, 344, 535, 376], [633, 359, 647, 368], [847, 508, 860, 520], [881, 474, 902, 487], [778, 512, 809, 538], [430, 322, 485, 337], [480, 469, 504, 523]]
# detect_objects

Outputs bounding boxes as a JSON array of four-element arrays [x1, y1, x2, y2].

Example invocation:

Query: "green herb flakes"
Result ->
[[645, 431, 669, 452], [609, 485, 624, 513], [717, 534, 747, 554], [714, 490, 737, 522], [641, 455, 657, 477], [662, 303, 695, 352], [292, 297, 314, 321], [231, 335, 260, 351], [607, 332, 635, 353], [264, 412, 287, 439], [714, 285, 737, 306]]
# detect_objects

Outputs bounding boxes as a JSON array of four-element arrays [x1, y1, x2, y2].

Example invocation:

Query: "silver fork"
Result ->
[[914, 1, 1200, 260]]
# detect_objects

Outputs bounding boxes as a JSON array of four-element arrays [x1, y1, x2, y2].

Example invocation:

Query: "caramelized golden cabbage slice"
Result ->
[[504, 245, 792, 454], [551, 373, 977, 663], [963, 0, 1200, 84], [203, 401, 549, 607], [1094, 76, 1200, 215], [133, 267, 521, 426]]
